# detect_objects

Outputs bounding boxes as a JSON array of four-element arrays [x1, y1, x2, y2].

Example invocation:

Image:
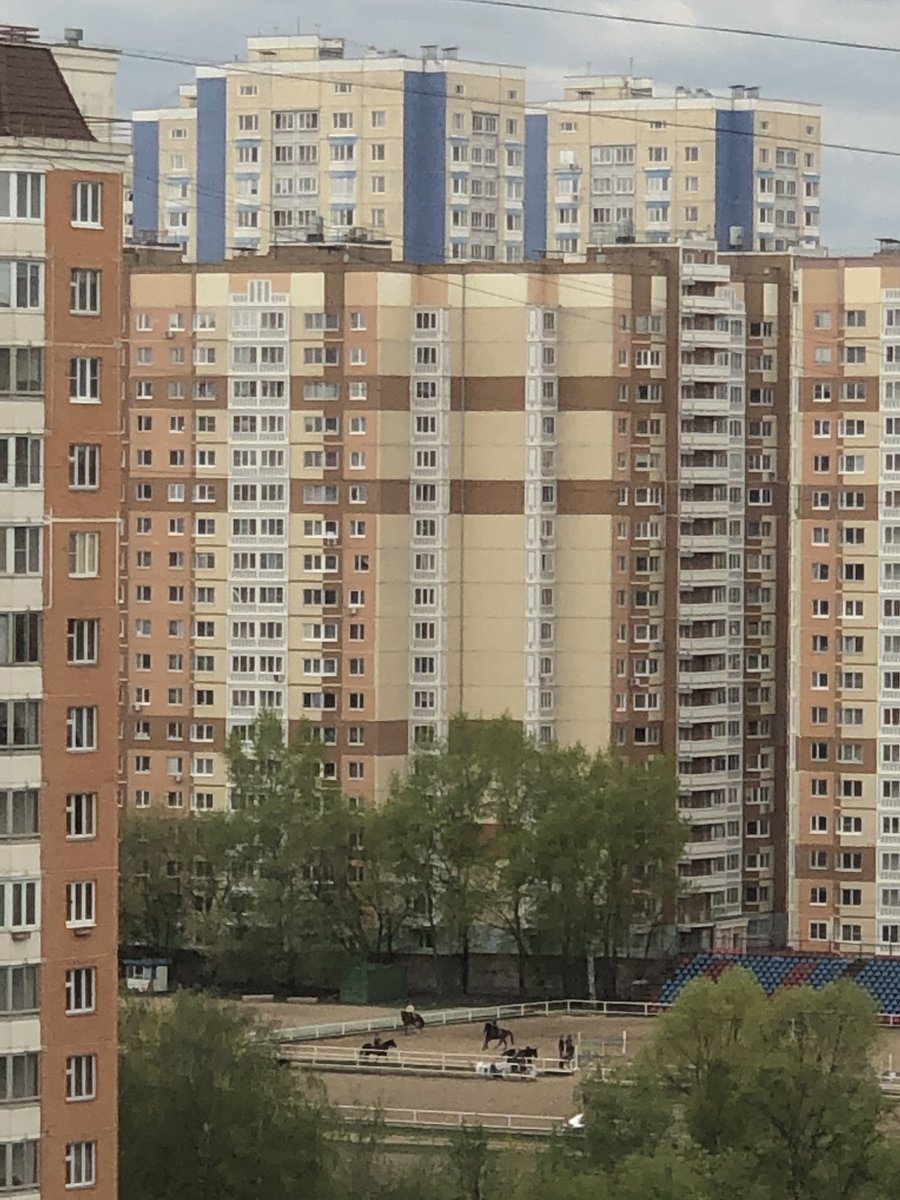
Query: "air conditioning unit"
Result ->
[[173, 773, 183, 783], [165, 330, 176, 339]]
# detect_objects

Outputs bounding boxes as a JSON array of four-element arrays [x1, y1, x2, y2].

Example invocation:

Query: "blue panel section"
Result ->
[[402, 71, 447, 263], [715, 109, 754, 251], [524, 112, 548, 261], [131, 120, 159, 235], [197, 76, 227, 263]]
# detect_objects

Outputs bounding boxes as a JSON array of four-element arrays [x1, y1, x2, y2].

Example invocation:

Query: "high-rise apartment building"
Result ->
[[131, 35, 527, 264], [0, 27, 126, 1199], [124, 238, 796, 950], [131, 43, 821, 266], [529, 77, 821, 257], [790, 250, 900, 957]]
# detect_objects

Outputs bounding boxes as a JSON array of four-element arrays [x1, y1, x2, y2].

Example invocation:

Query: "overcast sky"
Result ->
[[14, 0, 900, 252]]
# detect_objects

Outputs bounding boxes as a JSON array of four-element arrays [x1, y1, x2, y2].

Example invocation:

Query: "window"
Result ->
[[0, 790, 38, 839], [66, 707, 97, 752], [0, 700, 39, 749], [0, 260, 41, 310], [0, 170, 43, 219], [67, 618, 98, 665], [65, 1141, 95, 1188], [0, 346, 42, 396], [69, 357, 98, 403], [0, 965, 38, 1013], [68, 444, 99, 490], [68, 532, 99, 578], [66, 793, 96, 840], [65, 968, 95, 1015], [72, 181, 101, 226], [66, 882, 95, 928], [0, 880, 36, 930], [66, 1054, 96, 1101], [0, 1140, 38, 1189], [69, 269, 100, 315]]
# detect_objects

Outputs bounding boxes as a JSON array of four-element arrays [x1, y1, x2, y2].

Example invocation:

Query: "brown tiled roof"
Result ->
[[0, 42, 93, 141]]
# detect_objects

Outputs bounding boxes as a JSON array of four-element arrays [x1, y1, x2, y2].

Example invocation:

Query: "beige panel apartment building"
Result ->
[[538, 76, 821, 255], [124, 238, 796, 951], [132, 35, 526, 265]]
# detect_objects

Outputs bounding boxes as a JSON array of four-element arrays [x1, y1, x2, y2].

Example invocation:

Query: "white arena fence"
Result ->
[[276, 998, 663, 1044], [279, 1040, 575, 1077], [336, 1105, 563, 1134]]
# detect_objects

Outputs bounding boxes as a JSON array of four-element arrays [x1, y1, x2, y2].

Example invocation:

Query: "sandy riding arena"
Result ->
[[248, 1002, 658, 1123]]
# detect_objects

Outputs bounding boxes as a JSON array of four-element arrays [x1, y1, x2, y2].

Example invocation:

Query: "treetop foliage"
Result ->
[[120, 712, 686, 995]]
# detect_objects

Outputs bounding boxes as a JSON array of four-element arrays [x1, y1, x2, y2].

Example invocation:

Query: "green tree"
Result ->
[[577, 1066, 675, 1173], [351, 805, 412, 957], [380, 716, 495, 992], [528, 749, 685, 996], [225, 711, 365, 989], [119, 810, 237, 956], [119, 991, 331, 1200], [477, 718, 543, 993], [643, 967, 893, 1200]]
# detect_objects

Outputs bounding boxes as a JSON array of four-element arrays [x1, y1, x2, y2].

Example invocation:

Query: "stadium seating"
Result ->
[[658, 952, 900, 1011]]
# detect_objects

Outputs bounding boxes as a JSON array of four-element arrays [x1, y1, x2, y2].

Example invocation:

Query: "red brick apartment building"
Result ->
[[0, 27, 126, 1199]]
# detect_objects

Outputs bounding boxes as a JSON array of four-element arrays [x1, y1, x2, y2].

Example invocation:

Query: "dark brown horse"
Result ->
[[482, 1021, 514, 1050], [360, 1038, 397, 1059]]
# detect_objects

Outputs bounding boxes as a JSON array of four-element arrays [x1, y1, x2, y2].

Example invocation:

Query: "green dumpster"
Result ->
[[340, 963, 408, 1005]]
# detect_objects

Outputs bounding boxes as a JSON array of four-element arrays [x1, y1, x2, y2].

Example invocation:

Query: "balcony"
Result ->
[[680, 534, 730, 554], [681, 291, 727, 314], [679, 634, 730, 653], [682, 261, 731, 285], [681, 325, 731, 349], [683, 835, 741, 857], [681, 359, 731, 385]]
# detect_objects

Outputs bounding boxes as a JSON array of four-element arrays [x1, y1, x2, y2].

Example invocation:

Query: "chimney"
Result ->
[[63, 27, 84, 46], [442, 46, 459, 59], [421, 44, 438, 61], [730, 84, 746, 99]]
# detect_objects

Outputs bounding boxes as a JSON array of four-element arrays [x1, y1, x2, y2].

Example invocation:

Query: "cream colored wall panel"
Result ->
[[461, 274, 528, 309], [461, 414, 526, 479], [377, 271, 414, 309], [556, 413, 615, 478], [842, 268, 882, 305], [373, 756, 407, 803], [376, 423, 412, 480], [286, 273, 326, 311], [459, 679, 526, 721], [557, 275, 616, 310]]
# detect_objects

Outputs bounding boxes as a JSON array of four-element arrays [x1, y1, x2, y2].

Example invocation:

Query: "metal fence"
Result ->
[[336, 1105, 563, 1134], [277, 998, 664, 1043], [280, 1040, 575, 1077]]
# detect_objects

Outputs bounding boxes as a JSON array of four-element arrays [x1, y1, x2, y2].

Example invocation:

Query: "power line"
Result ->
[[106, 44, 900, 168], [440, 0, 900, 58]]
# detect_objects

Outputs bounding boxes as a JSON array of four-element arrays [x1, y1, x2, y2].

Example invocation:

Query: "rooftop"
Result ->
[[0, 37, 93, 140]]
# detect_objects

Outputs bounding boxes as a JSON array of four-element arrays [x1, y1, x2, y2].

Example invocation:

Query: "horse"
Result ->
[[503, 1046, 537, 1061], [400, 1009, 425, 1034], [503, 1046, 538, 1075], [360, 1038, 397, 1059], [482, 1021, 515, 1050]]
